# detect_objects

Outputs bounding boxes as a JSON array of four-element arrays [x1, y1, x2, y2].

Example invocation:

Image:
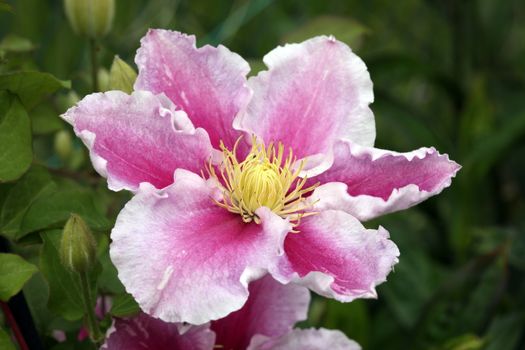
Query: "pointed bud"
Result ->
[[109, 56, 137, 94], [64, 0, 115, 39], [60, 214, 97, 274]]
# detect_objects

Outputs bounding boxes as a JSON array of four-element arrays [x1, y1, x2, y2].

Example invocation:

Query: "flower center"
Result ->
[[207, 137, 319, 227]]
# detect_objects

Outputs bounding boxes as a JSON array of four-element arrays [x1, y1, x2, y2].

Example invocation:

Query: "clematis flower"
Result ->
[[102, 275, 360, 350], [62, 29, 459, 324]]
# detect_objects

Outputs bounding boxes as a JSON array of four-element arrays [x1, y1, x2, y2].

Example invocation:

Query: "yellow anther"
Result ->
[[206, 136, 319, 227]]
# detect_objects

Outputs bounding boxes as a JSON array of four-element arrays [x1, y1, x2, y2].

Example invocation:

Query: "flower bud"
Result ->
[[60, 214, 97, 274], [97, 67, 110, 92], [54, 130, 73, 162], [64, 0, 115, 39]]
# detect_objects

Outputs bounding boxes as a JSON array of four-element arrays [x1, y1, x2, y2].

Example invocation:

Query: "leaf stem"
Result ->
[[78, 271, 103, 344], [89, 39, 99, 92], [0, 301, 29, 350]]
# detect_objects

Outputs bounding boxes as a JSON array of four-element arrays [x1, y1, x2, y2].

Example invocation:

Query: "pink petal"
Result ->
[[101, 313, 215, 350], [235, 35, 375, 175], [110, 169, 292, 325], [62, 90, 213, 192], [211, 275, 310, 350], [270, 210, 399, 302], [135, 29, 252, 149], [248, 329, 361, 350], [309, 140, 461, 221]]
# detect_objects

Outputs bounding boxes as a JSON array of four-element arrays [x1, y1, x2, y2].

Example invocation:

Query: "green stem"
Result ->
[[79, 271, 103, 344], [89, 38, 99, 92]]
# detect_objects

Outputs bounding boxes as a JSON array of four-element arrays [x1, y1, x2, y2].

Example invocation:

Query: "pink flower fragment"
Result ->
[[62, 29, 460, 324], [102, 276, 361, 350]]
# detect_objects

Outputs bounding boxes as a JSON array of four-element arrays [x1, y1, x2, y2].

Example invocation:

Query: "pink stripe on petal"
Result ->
[[110, 169, 292, 325], [62, 90, 213, 192], [270, 210, 399, 302], [310, 140, 461, 221], [135, 29, 252, 149], [211, 275, 310, 350], [101, 313, 215, 350], [235, 36, 375, 175], [248, 329, 361, 350]]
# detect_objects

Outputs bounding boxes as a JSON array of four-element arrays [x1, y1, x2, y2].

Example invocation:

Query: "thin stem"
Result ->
[[0, 301, 29, 350], [79, 271, 103, 344], [89, 38, 99, 92]]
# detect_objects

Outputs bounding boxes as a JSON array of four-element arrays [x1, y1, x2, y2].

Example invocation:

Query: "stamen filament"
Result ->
[[206, 136, 319, 227]]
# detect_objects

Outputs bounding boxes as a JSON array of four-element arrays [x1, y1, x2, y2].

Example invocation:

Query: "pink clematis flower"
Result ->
[[102, 276, 360, 350], [62, 29, 460, 324]]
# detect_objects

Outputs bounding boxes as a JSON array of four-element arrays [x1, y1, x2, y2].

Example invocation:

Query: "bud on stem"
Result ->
[[63, 0, 115, 39], [60, 214, 103, 343], [60, 214, 96, 274]]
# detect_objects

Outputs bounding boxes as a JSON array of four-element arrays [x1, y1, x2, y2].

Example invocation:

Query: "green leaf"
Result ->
[[97, 234, 125, 294], [39, 230, 84, 320], [0, 166, 56, 239], [18, 187, 111, 238], [0, 327, 16, 350], [21, 272, 54, 334], [110, 293, 140, 317], [0, 1, 12, 13], [321, 299, 370, 348], [0, 35, 35, 53], [483, 313, 525, 350], [0, 91, 32, 182], [0, 253, 38, 301], [0, 71, 70, 109], [31, 103, 64, 135], [441, 333, 484, 350], [463, 110, 525, 181], [108, 56, 137, 94], [283, 16, 369, 49], [246, 58, 266, 77]]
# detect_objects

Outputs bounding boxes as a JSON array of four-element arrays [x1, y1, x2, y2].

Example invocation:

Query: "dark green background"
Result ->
[[1, 1, 524, 349]]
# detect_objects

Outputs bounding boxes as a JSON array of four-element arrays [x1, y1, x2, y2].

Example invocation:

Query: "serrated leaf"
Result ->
[[108, 56, 137, 94], [110, 293, 140, 317], [0, 91, 32, 182], [0, 71, 70, 109], [0, 327, 16, 350], [0, 166, 56, 239], [0, 253, 38, 301]]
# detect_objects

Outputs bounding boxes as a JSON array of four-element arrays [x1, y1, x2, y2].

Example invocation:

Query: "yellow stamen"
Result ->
[[206, 136, 319, 227]]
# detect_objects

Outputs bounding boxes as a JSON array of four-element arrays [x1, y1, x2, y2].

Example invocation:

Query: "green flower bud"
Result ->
[[64, 0, 115, 39], [54, 130, 73, 162], [60, 214, 97, 274], [97, 67, 110, 92]]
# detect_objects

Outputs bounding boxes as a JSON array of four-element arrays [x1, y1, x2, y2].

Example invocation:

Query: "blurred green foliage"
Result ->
[[0, 0, 524, 349]]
